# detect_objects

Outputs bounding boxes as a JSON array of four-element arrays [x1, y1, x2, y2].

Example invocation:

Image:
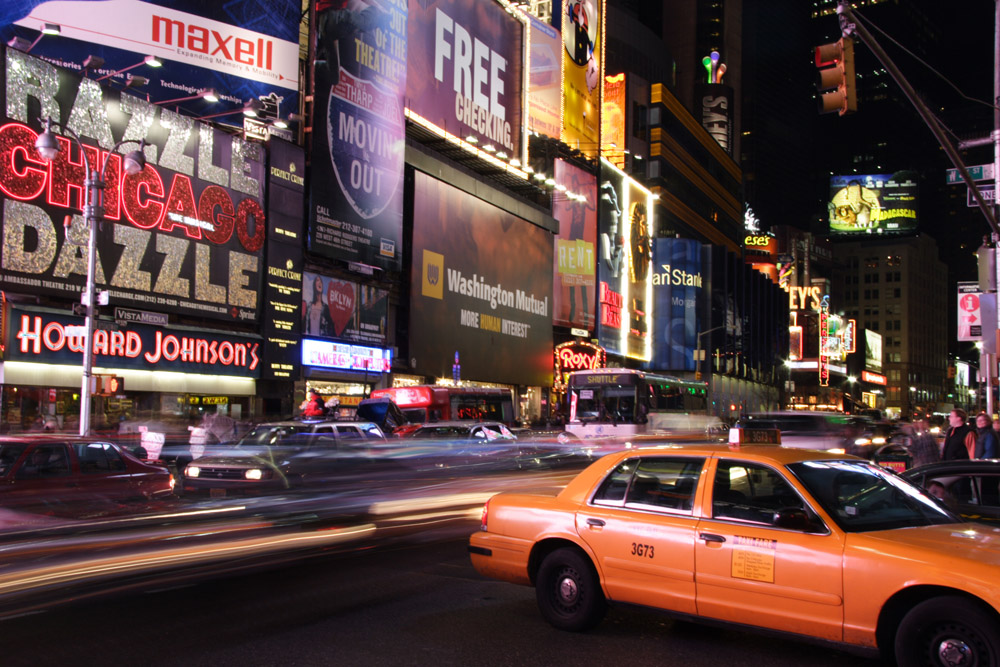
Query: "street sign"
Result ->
[[958, 282, 982, 342], [968, 183, 996, 207], [947, 163, 994, 184]]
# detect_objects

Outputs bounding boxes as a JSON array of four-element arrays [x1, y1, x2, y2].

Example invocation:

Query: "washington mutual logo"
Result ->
[[422, 250, 444, 300]]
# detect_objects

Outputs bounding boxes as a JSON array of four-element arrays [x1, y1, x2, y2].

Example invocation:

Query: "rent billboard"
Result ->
[[650, 238, 702, 371], [0, 48, 266, 323], [411, 171, 553, 387], [828, 171, 918, 236], [552, 159, 596, 330], [406, 0, 525, 160], [4, 0, 301, 126], [308, 0, 408, 272]]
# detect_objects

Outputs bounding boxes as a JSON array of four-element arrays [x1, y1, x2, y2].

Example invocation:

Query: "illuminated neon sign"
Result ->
[[301, 338, 391, 373], [554, 340, 606, 388]]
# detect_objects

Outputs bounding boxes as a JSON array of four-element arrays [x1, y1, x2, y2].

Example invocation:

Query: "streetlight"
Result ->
[[35, 117, 146, 436], [909, 385, 917, 419]]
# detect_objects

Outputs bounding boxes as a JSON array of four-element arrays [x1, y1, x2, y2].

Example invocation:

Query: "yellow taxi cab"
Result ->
[[468, 428, 1000, 666]]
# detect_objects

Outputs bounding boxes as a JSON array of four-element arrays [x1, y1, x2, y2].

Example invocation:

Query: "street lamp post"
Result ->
[[34, 118, 146, 436]]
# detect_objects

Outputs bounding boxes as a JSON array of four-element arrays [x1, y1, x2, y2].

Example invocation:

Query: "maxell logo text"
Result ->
[[153, 15, 274, 70]]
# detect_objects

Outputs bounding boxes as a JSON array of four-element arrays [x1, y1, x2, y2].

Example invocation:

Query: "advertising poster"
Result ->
[[865, 329, 883, 372], [651, 238, 702, 371], [406, 0, 525, 158], [696, 83, 733, 156], [528, 14, 561, 139], [596, 159, 652, 360], [561, 0, 601, 156], [309, 0, 407, 272], [302, 271, 388, 346], [828, 171, 919, 236], [3, 0, 301, 125], [601, 72, 624, 168], [552, 159, 596, 330], [0, 49, 266, 322], [410, 171, 553, 387]]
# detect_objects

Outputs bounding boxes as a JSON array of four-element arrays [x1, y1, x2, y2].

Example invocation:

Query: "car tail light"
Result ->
[[168, 475, 176, 491], [480, 499, 490, 532]]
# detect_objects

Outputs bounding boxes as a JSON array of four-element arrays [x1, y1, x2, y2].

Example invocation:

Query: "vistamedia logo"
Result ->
[[422, 250, 444, 299]]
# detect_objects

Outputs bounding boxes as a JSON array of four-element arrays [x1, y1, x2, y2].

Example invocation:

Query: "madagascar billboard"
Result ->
[[0, 48, 266, 323], [828, 172, 918, 236], [411, 171, 553, 387], [309, 0, 407, 272], [552, 159, 596, 330], [561, 0, 601, 156], [406, 0, 526, 159]]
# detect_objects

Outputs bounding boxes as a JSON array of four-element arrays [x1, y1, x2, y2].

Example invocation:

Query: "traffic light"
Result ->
[[815, 37, 857, 116], [106, 376, 124, 395]]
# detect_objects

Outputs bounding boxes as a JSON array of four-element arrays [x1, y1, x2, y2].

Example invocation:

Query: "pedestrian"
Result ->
[[908, 418, 940, 468], [942, 408, 974, 461], [300, 389, 326, 418], [974, 413, 999, 459]]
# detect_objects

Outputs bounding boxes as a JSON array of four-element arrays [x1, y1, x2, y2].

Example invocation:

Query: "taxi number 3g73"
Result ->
[[631, 542, 654, 558]]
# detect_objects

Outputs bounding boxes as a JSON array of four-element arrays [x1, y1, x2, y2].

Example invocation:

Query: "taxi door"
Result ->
[[576, 456, 705, 615], [693, 458, 845, 641]]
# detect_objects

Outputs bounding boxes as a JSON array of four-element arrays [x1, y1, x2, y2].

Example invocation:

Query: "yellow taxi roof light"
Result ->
[[728, 426, 782, 448]]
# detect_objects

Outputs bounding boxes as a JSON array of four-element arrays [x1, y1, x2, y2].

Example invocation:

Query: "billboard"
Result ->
[[561, 0, 601, 156], [865, 329, 883, 372], [411, 171, 553, 387], [309, 0, 408, 272], [601, 73, 624, 168], [528, 14, 561, 139], [696, 83, 733, 156], [828, 172, 918, 235], [0, 49, 266, 322], [552, 159, 596, 330], [4, 0, 301, 124], [650, 238, 702, 371], [302, 271, 388, 347], [597, 158, 652, 360], [406, 0, 525, 159]]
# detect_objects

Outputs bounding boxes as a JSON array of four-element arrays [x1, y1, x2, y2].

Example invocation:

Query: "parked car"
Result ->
[[182, 420, 387, 497], [902, 459, 1000, 524], [0, 436, 175, 516], [738, 411, 852, 450], [468, 438, 1000, 664]]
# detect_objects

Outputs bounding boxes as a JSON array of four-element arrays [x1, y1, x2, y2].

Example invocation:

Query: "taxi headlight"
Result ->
[[827, 447, 847, 455], [186, 466, 201, 478], [853, 437, 871, 446], [245, 468, 264, 480], [872, 436, 887, 445]]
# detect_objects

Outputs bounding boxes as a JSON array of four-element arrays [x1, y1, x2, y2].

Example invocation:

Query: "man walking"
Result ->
[[942, 408, 974, 460]]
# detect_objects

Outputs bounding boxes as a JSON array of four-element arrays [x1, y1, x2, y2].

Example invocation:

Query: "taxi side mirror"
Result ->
[[773, 508, 821, 532]]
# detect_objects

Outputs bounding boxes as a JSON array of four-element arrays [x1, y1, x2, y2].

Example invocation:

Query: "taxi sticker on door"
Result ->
[[731, 535, 776, 583]]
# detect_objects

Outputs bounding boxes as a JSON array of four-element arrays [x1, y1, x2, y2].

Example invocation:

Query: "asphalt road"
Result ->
[[0, 535, 879, 667]]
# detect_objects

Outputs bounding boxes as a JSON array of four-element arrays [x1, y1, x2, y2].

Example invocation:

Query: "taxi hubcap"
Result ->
[[937, 638, 972, 666], [557, 575, 579, 605]]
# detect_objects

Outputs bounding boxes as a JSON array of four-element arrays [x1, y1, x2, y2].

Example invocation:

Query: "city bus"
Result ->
[[369, 385, 517, 426], [565, 368, 716, 439]]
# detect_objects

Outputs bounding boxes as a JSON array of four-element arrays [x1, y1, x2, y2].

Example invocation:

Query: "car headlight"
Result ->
[[245, 468, 263, 480], [187, 466, 201, 478], [872, 437, 886, 445], [853, 438, 871, 446]]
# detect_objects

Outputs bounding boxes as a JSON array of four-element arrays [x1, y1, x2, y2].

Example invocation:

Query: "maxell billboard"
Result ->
[[406, 0, 526, 160], [0, 48, 266, 322], [5, 0, 301, 122], [309, 0, 408, 272], [411, 171, 553, 387]]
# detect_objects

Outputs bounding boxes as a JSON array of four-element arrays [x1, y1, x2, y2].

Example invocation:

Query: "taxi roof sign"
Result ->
[[729, 426, 782, 448]]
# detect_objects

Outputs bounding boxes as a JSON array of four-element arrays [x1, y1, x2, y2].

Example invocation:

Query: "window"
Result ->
[[712, 460, 817, 529], [18, 444, 71, 478], [593, 457, 704, 512], [74, 443, 126, 473]]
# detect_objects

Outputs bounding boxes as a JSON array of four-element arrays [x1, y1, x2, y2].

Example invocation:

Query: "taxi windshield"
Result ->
[[787, 460, 962, 532]]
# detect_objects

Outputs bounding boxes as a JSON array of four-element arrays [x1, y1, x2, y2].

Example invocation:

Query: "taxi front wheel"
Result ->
[[535, 547, 606, 632], [895, 596, 1000, 667]]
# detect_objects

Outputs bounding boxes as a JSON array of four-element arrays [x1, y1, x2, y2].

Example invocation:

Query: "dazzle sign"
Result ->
[[309, 0, 408, 271], [0, 48, 266, 322]]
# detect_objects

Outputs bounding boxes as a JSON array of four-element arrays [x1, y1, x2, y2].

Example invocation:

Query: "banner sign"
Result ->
[[828, 172, 918, 236], [601, 73, 625, 168], [0, 49, 266, 323], [650, 238, 702, 371], [7, 0, 301, 123], [406, 0, 525, 159], [597, 158, 652, 360], [552, 159, 596, 330], [7, 305, 260, 377], [696, 83, 733, 156], [309, 0, 408, 271], [301, 337, 391, 373], [527, 14, 561, 138], [865, 329, 883, 372], [301, 271, 388, 346], [411, 171, 553, 386]]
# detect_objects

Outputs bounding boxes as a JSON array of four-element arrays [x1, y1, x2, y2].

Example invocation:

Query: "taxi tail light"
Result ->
[[480, 499, 490, 532]]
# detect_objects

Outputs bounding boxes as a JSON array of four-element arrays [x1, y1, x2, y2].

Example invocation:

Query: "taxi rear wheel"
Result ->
[[895, 596, 1000, 667], [535, 547, 606, 632]]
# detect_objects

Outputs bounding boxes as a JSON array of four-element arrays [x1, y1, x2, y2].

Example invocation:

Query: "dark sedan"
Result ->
[[0, 436, 175, 517], [902, 459, 1000, 524]]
